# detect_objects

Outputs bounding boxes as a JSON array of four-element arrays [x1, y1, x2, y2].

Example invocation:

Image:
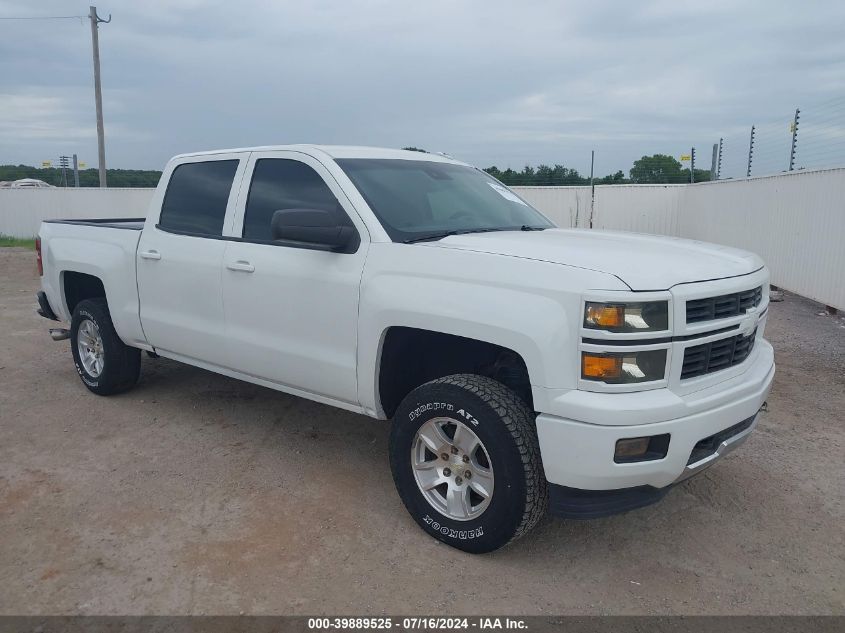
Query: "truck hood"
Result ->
[[423, 229, 764, 291]]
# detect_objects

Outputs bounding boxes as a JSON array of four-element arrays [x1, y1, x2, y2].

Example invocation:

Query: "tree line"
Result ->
[[1, 153, 712, 188], [484, 155, 711, 185], [0, 165, 162, 188], [404, 150, 711, 185]]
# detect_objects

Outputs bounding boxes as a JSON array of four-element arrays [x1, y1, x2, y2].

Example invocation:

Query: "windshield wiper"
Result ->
[[402, 227, 506, 244], [403, 225, 547, 244]]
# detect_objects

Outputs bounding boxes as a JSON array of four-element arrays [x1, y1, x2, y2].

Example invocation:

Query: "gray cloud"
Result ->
[[1, 0, 843, 176]]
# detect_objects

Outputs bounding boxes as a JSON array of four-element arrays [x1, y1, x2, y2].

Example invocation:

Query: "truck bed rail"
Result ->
[[42, 218, 145, 230]]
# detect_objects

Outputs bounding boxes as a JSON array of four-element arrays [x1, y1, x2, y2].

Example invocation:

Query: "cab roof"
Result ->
[[171, 145, 469, 165]]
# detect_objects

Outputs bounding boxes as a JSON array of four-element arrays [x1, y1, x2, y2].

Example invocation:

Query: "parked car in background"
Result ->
[[0, 178, 54, 188]]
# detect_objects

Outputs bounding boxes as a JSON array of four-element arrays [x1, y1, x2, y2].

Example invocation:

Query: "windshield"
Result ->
[[335, 159, 554, 242]]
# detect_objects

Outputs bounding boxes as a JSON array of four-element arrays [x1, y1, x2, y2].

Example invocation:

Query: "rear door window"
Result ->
[[159, 160, 239, 236]]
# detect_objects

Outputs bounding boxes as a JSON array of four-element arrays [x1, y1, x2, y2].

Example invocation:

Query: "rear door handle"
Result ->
[[140, 250, 161, 260], [226, 260, 255, 273]]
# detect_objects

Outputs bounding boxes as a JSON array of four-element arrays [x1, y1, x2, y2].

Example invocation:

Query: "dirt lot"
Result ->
[[0, 247, 843, 615]]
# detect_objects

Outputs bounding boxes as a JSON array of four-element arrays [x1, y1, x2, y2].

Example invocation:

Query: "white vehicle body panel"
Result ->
[[222, 150, 370, 405], [37, 221, 147, 348], [37, 144, 776, 495], [136, 152, 249, 367], [428, 229, 764, 291]]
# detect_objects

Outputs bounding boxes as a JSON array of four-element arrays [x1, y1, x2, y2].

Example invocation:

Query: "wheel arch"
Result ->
[[375, 326, 534, 419], [62, 270, 107, 316]]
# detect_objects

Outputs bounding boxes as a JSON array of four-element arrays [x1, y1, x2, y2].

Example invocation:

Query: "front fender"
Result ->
[[356, 243, 626, 417]]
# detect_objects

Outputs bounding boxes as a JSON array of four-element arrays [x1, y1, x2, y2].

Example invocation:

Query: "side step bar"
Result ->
[[49, 328, 70, 341]]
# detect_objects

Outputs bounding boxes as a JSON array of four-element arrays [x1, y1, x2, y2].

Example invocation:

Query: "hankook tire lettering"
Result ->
[[422, 514, 484, 540]]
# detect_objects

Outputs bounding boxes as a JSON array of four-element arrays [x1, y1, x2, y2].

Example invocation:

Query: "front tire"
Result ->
[[70, 298, 141, 395], [389, 374, 547, 553]]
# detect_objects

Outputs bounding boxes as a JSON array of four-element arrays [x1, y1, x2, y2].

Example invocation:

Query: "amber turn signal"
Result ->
[[582, 353, 622, 379], [584, 303, 624, 328]]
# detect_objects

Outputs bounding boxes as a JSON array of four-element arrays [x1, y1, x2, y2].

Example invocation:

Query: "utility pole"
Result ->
[[59, 155, 70, 187], [747, 125, 755, 177], [89, 6, 111, 188], [589, 150, 595, 229], [73, 154, 80, 188], [788, 107, 800, 171]]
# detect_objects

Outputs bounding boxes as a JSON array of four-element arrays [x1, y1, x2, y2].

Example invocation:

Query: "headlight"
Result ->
[[584, 301, 669, 333], [582, 350, 667, 384]]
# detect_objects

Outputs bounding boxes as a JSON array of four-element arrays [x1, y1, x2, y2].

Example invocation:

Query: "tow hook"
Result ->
[[759, 401, 769, 413], [49, 328, 70, 341]]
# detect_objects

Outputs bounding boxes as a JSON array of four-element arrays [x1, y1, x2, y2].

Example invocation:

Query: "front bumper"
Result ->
[[536, 340, 774, 500]]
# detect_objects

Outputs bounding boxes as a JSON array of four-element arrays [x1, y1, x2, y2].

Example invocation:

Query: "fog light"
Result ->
[[614, 434, 670, 464], [615, 437, 650, 458]]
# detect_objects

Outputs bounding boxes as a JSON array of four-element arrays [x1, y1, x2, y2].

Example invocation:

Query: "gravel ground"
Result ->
[[0, 247, 843, 615]]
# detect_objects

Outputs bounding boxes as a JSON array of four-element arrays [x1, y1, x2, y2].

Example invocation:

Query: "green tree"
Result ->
[[692, 168, 712, 182], [629, 154, 713, 184], [596, 170, 627, 184], [629, 154, 687, 183], [484, 164, 588, 186]]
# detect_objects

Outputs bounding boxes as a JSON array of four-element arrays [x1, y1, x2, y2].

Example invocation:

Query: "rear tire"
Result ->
[[70, 298, 141, 395], [389, 374, 547, 553]]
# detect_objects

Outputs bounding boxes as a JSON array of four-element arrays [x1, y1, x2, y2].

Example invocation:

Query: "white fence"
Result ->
[[0, 188, 154, 238], [676, 170, 845, 311], [516, 168, 845, 309], [2, 168, 843, 309], [515, 184, 686, 235]]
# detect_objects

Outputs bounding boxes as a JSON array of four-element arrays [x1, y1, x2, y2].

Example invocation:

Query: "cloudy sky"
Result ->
[[1, 0, 843, 176]]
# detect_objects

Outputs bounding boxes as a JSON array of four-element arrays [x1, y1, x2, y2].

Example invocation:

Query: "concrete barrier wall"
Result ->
[[2, 167, 843, 309]]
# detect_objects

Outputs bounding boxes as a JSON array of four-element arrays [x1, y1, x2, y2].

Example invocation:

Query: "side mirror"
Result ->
[[270, 208, 356, 252]]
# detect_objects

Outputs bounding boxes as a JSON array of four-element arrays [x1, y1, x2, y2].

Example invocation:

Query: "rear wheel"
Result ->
[[389, 374, 547, 553], [70, 298, 141, 395]]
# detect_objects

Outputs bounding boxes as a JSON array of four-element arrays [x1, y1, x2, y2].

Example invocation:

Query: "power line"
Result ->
[[0, 15, 87, 20]]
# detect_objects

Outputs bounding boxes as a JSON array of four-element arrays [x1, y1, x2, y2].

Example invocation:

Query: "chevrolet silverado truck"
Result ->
[[36, 145, 774, 553]]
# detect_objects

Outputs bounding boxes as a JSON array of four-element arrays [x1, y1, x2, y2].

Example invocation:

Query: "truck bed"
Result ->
[[38, 218, 147, 346], [43, 218, 145, 230]]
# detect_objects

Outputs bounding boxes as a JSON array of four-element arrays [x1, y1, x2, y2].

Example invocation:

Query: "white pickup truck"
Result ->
[[36, 145, 774, 553]]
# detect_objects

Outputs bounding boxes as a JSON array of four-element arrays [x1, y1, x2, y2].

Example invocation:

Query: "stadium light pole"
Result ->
[[89, 6, 111, 187]]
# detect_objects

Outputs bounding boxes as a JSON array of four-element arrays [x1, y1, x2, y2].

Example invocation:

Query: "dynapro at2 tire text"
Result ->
[[389, 374, 547, 553]]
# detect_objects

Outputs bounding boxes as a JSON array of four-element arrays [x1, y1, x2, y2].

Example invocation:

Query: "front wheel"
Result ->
[[70, 298, 141, 395], [389, 374, 547, 553]]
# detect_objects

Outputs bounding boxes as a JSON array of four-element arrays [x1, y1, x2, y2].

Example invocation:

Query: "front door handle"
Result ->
[[226, 260, 255, 273], [140, 250, 161, 260]]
